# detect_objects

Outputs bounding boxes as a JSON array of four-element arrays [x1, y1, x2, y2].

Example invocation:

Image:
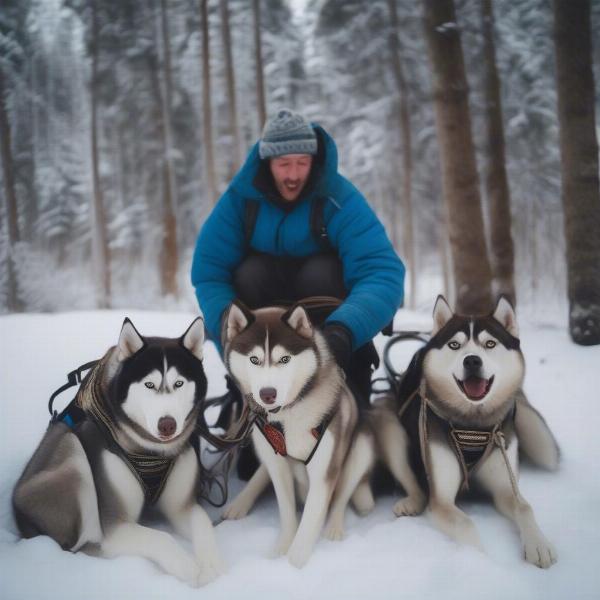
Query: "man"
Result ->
[[191, 108, 404, 416]]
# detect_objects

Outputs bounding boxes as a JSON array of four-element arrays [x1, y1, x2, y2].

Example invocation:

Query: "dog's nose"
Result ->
[[158, 416, 177, 438], [259, 387, 277, 404], [463, 355, 483, 371]]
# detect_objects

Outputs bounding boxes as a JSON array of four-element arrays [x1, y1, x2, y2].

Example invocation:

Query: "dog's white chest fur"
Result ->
[[271, 400, 329, 461]]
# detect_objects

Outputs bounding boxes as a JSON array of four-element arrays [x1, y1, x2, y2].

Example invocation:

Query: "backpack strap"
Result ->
[[244, 199, 260, 250], [244, 196, 333, 252], [310, 196, 332, 252]]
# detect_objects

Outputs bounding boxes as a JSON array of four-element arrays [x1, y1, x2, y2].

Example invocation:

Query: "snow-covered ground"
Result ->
[[1, 309, 599, 599]]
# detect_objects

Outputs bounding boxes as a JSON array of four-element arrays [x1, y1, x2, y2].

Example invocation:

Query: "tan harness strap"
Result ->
[[398, 387, 420, 420], [418, 397, 433, 491], [75, 353, 176, 504], [493, 430, 524, 502], [418, 396, 518, 494]]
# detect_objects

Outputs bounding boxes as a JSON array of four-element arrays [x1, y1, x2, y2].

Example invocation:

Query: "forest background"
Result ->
[[1, 0, 599, 345]]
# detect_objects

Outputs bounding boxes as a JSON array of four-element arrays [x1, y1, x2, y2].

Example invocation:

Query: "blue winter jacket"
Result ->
[[191, 125, 405, 353]]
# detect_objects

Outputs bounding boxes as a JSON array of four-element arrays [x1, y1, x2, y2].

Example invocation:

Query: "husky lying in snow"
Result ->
[[393, 296, 559, 568], [13, 318, 223, 586], [222, 302, 425, 567]]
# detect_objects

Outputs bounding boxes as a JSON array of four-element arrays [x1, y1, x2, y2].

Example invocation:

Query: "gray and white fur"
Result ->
[[397, 296, 559, 568], [221, 302, 425, 566], [13, 318, 223, 586]]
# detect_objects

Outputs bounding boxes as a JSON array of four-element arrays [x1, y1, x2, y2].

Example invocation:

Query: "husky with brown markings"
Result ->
[[222, 301, 425, 567], [391, 296, 559, 568], [13, 318, 223, 586]]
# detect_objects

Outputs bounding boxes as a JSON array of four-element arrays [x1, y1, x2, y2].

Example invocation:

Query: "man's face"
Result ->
[[269, 154, 313, 202]]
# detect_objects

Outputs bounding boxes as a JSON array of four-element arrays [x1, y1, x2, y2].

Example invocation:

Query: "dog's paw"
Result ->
[[196, 553, 225, 586], [351, 484, 375, 515], [197, 563, 221, 586], [352, 494, 375, 516], [287, 543, 310, 569], [222, 500, 250, 520], [269, 533, 294, 558], [523, 535, 558, 569], [323, 519, 345, 541], [174, 557, 203, 588], [393, 494, 426, 517]]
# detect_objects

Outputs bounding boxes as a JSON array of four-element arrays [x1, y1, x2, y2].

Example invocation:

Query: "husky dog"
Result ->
[[13, 318, 223, 586], [222, 302, 425, 567], [393, 296, 559, 568]]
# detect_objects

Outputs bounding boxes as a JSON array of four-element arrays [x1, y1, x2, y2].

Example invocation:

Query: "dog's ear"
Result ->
[[117, 318, 145, 362], [181, 317, 205, 361], [492, 296, 519, 338], [431, 295, 453, 336], [282, 303, 313, 339], [225, 300, 254, 343]]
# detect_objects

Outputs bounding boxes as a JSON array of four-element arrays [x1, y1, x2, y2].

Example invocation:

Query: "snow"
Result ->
[[1, 309, 599, 600]]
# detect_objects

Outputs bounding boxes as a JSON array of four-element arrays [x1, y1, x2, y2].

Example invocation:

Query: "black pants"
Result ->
[[233, 251, 347, 308]]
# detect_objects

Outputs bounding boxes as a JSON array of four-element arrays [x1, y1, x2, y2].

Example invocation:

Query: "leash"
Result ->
[[196, 401, 260, 508], [382, 331, 430, 397]]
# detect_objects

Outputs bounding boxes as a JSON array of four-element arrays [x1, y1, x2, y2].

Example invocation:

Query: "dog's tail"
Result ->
[[515, 390, 560, 471]]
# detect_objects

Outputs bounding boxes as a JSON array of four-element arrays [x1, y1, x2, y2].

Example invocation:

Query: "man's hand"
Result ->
[[322, 323, 353, 375]]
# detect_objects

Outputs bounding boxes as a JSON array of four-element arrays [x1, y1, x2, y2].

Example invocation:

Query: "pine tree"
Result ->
[[89, 0, 111, 308], [422, 0, 493, 314], [220, 0, 242, 176], [553, 0, 600, 345], [386, 0, 416, 308], [480, 0, 516, 306], [252, 0, 266, 129], [0, 65, 22, 311], [201, 0, 217, 204]]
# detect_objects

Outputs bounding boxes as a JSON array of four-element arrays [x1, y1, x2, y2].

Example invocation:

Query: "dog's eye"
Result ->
[[145, 382, 155, 389], [249, 356, 260, 365], [485, 340, 497, 349], [448, 341, 460, 350], [279, 355, 291, 364], [174, 380, 184, 388]]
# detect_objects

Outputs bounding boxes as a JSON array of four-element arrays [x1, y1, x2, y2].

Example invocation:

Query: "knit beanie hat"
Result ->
[[259, 109, 318, 160]]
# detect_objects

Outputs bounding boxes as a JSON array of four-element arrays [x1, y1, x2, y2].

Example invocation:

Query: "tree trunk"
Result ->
[[422, 0, 493, 315], [386, 0, 416, 309], [553, 0, 600, 345], [252, 0, 267, 130], [200, 0, 218, 206], [481, 0, 516, 306], [220, 0, 242, 176], [158, 0, 179, 297], [0, 65, 23, 311], [89, 0, 111, 309]]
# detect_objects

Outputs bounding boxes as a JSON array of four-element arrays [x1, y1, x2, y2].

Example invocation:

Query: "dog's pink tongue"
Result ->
[[463, 377, 487, 399]]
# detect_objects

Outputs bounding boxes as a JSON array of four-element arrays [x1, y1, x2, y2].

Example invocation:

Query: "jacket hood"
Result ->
[[230, 124, 339, 202]]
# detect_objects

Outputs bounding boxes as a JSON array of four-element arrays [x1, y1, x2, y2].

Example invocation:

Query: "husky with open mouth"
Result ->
[[13, 318, 223, 586], [222, 301, 426, 567], [393, 295, 559, 568]]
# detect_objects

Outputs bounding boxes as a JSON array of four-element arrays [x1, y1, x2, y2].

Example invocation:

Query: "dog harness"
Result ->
[[418, 397, 516, 492], [247, 397, 335, 466], [49, 355, 182, 506], [398, 390, 521, 497]]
